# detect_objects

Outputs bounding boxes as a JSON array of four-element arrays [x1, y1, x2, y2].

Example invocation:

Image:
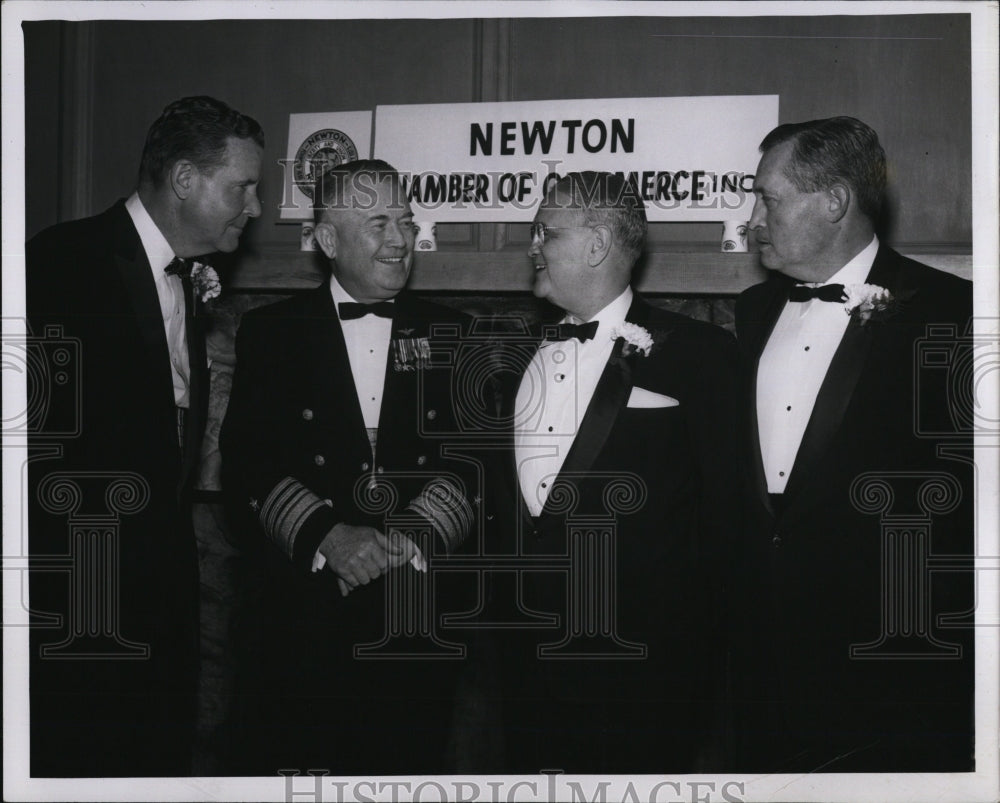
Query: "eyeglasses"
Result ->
[[530, 222, 594, 245]]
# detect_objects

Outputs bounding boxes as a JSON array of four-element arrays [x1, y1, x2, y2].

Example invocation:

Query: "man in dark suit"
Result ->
[[220, 160, 477, 775], [489, 172, 740, 774], [26, 96, 264, 776], [733, 116, 974, 772]]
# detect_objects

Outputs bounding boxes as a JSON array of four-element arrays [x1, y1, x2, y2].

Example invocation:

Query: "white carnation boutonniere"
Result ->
[[842, 283, 899, 326], [190, 262, 222, 304], [611, 322, 656, 357]]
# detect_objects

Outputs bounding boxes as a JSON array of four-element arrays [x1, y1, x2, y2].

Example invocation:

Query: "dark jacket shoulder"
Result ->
[[735, 273, 787, 315], [26, 201, 135, 319], [892, 250, 970, 292], [28, 201, 128, 257], [643, 303, 734, 344], [637, 300, 737, 365], [890, 251, 971, 323], [397, 293, 471, 327]]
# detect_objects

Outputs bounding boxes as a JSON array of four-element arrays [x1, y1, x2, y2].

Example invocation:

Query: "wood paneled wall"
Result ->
[[23, 14, 972, 292]]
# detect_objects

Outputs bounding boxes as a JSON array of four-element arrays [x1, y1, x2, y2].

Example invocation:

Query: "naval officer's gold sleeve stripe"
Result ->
[[406, 477, 474, 553], [260, 477, 326, 559]]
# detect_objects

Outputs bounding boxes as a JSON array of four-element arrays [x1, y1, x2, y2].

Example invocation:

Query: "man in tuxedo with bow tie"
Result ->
[[220, 159, 476, 774], [733, 117, 974, 771], [26, 96, 264, 776], [490, 172, 740, 773]]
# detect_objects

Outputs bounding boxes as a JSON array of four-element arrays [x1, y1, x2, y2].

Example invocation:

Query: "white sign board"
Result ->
[[374, 95, 778, 223], [280, 111, 373, 220]]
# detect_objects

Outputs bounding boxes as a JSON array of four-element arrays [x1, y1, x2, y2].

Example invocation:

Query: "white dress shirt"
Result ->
[[328, 274, 392, 430], [515, 287, 633, 516], [125, 192, 191, 408], [756, 237, 879, 493]]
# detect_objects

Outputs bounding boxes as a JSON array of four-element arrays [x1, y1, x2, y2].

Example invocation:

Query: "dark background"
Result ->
[[24, 14, 971, 293]]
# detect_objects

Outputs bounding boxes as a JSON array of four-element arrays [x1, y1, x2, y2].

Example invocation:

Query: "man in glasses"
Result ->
[[488, 171, 741, 773]]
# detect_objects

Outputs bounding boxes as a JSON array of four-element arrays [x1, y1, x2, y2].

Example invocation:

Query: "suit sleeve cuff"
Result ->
[[259, 476, 339, 570], [404, 476, 473, 553]]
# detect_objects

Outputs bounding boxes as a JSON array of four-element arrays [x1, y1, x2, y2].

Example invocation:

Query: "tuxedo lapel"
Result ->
[[542, 340, 630, 497], [537, 296, 647, 519], [108, 202, 193, 490], [782, 318, 873, 501], [110, 205, 175, 393], [745, 278, 794, 361], [781, 247, 903, 505]]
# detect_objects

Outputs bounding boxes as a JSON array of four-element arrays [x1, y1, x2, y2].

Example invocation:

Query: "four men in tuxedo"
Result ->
[[27, 99, 977, 778], [733, 117, 974, 771], [489, 172, 741, 773], [26, 96, 264, 776], [220, 160, 477, 774]]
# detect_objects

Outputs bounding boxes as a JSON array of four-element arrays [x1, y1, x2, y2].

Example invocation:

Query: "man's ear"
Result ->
[[169, 160, 196, 201], [827, 183, 850, 223], [587, 224, 613, 267], [314, 221, 338, 260]]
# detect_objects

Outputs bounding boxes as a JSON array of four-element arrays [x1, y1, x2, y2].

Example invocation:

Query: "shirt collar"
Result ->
[[560, 286, 633, 348], [328, 272, 395, 319], [818, 236, 880, 288], [125, 192, 176, 273]]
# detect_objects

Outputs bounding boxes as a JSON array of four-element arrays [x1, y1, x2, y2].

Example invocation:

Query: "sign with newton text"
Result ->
[[373, 95, 778, 223]]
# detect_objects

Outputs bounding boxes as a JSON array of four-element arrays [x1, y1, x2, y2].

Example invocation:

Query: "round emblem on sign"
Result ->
[[294, 129, 359, 200]]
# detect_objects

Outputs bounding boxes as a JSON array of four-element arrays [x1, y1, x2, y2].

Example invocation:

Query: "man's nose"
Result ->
[[245, 190, 262, 219], [748, 197, 765, 230], [385, 219, 406, 247], [528, 233, 542, 258]]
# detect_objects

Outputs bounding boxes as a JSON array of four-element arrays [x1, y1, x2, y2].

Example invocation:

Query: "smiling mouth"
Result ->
[[376, 256, 406, 265], [533, 261, 547, 272]]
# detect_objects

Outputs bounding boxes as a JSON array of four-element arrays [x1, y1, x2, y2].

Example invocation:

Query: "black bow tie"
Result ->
[[164, 256, 193, 280], [546, 320, 599, 343], [788, 283, 846, 303], [339, 301, 395, 320]]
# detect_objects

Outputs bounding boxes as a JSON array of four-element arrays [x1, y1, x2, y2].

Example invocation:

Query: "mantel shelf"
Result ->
[[228, 244, 973, 295]]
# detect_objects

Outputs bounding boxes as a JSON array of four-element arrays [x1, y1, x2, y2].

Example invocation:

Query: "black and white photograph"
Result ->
[[3, 2, 998, 801]]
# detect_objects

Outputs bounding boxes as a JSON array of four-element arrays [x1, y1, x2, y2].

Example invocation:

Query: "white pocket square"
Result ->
[[626, 386, 679, 408]]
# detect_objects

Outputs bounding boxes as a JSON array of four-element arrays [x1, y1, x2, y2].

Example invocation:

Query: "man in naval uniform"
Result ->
[[221, 159, 476, 774]]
